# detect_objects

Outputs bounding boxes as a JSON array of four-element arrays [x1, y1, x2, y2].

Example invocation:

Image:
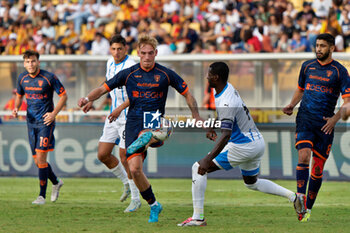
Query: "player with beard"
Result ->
[[283, 33, 350, 222]]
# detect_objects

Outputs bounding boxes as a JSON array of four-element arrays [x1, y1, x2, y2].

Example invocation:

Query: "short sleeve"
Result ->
[[16, 75, 25, 96], [168, 69, 188, 95], [298, 62, 307, 90], [105, 68, 128, 91], [52, 75, 66, 97], [340, 66, 350, 99]]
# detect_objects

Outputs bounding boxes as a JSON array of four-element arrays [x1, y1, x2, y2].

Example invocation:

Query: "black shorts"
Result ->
[[295, 118, 333, 160], [27, 124, 55, 156], [125, 119, 163, 160]]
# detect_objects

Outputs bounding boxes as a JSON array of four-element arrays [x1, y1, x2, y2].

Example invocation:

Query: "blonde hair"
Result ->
[[137, 34, 158, 50]]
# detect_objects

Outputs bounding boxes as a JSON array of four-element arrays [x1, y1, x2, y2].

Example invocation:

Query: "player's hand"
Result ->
[[282, 104, 294, 116], [198, 158, 210, 175], [206, 129, 217, 141], [82, 101, 93, 113], [12, 108, 18, 118], [321, 116, 337, 134], [77, 97, 88, 108], [43, 112, 56, 126], [108, 108, 122, 123]]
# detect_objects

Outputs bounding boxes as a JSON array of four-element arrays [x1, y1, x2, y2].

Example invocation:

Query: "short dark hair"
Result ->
[[110, 34, 126, 46], [316, 33, 335, 46], [23, 50, 39, 60], [209, 62, 229, 83]]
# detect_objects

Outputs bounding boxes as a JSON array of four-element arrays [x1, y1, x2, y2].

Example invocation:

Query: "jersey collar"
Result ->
[[29, 69, 40, 78], [140, 63, 155, 72], [114, 55, 128, 65], [317, 59, 333, 66], [215, 83, 228, 98]]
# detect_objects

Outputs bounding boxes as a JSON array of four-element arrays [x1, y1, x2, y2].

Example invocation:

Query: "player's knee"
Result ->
[[298, 148, 311, 164], [129, 166, 142, 178], [97, 152, 107, 162], [311, 156, 325, 178]]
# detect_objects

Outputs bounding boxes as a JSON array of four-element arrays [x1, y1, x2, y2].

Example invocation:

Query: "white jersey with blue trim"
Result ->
[[105, 55, 136, 122], [214, 83, 262, 144]]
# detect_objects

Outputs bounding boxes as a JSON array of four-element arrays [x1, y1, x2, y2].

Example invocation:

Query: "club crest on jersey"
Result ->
[[327, 70, 333, 77], [38, 80, 43, 87], [154, 75, 160, 82]]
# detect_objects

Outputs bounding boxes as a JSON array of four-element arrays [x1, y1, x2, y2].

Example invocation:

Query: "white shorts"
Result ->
[[99, 118, 126, 149], [213, 138, 265, 176]]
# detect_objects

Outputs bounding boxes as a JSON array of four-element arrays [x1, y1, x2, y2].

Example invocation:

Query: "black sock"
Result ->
[[47, 163, 58, 185], [140, 185, 156, 205], [296, 163, 309, 194], [38, 164, 49, 198]]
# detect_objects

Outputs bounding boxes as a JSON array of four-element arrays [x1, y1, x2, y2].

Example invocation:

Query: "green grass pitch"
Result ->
[[1, 177, 350, 233]]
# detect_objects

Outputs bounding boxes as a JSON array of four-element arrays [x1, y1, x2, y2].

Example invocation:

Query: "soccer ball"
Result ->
[[152, 117, 172, 141]]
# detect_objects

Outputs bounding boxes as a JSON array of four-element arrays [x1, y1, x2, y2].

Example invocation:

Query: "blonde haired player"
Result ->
[[78, 34, 202, 223]]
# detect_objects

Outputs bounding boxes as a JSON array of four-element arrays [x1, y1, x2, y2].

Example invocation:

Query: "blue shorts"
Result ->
[[125, 119, 163, 160], [27, 124, 55, 156], [295, 118, 333, 160]]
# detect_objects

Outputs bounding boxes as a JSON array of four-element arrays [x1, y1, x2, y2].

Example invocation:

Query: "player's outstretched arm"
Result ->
[[108, 98, 130, 123], [12, 94, 23, 118], [282, 88, 304, 115], [198, 129, 231, 175], [43, 93, 67, 126], [183, 91, 202, 121], [78, 85, 108, 108]]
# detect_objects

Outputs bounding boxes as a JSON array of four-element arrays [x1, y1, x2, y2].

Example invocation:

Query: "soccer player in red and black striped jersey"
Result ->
[[13, 50, 67, 205], [283, 33, 350, 222], [78, 35, 202, 223]]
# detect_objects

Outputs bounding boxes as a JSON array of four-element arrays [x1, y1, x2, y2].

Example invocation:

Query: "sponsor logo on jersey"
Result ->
[[132, 90, 164, 98], [25, 93, 48, 99], [305, 83, 333, 94], [134, 75, 142, 78], [154, 75, 160, 82], [24, 80, 29, 83], [309, 75, 329, 82], [137, 83, 160, 87], [25, 87, 42, 91]]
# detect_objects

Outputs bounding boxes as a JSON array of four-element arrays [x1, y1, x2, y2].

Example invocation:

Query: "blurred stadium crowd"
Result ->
[[0, 0, 349, 55]]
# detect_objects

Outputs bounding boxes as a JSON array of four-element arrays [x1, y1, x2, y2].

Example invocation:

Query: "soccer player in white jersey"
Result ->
[[82, 35, 141, 212], [178, 62, 305, 227]]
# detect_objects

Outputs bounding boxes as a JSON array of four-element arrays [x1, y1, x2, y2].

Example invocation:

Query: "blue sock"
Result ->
[[296, 163, 309, 194], [307, 175, 322, 209], [140, 185, 156, 205], [38, 163, 49, 198], [47, 163, 58, 185]]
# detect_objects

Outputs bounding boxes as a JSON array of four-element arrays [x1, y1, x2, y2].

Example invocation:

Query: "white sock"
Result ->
[[191, 162, 207, 220], [110, 162, 128, 185], [245, 178, 295, 201], [128, 179, 140, 201]]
